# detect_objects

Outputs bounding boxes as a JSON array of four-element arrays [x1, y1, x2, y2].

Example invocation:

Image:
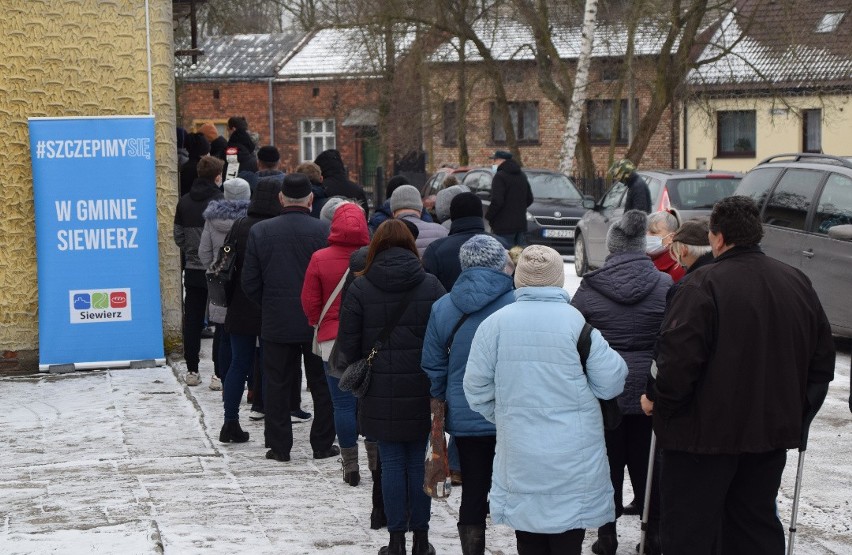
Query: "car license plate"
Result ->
[[543, 228, 574, 239]]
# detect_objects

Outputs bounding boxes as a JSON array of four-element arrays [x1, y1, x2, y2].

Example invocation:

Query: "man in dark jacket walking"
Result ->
[[242, 174, 337, 462], [423, 193, 510, 291], [174, 155, 225, 385], [608, 159, 651, 213], [314, 149, 369, 219], [484, 151, 533, 247], [649, 196, 835, 554]]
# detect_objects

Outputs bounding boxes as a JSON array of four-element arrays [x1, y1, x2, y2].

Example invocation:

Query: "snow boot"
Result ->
[[340, 445, 361, 486], [458, 524, 485, 555], [366, 440, 387, 529], [378, 531, 406, 555], [592, 522, 618, 555], [218, 420, 249, 443], [412, 530, 436, 555]]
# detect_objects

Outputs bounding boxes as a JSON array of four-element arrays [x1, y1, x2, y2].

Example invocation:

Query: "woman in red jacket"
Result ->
[[302, 202, 370, 485], [647, 210, 685, 283]]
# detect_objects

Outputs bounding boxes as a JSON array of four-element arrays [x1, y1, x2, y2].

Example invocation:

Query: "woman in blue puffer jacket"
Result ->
[[570, 210, 671, 555], [465, 245, 627, 555], [422, 235, 515, 555]]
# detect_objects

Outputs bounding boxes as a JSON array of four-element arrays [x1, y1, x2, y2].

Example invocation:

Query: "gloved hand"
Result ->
[[801, 382, 830, 451]]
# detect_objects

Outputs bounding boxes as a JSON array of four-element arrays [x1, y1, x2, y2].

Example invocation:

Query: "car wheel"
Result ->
[[574, 232, 589, 277]]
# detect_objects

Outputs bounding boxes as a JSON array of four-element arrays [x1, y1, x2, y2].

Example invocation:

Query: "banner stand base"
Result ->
[[40, 358, 167, 373]]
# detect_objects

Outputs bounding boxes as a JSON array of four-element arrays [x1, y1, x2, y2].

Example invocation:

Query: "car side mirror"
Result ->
[[827, 224, 852, 241], [582, 197, 596, 210]]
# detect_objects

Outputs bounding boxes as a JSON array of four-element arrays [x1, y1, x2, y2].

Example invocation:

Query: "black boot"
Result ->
[[378, 531, 406, 555], [591, 522, 618, 555], [366, 441, 387, 529], [458, 524, 485, 555], [218, 420, 249, 443], [412, 530, 435, 555]]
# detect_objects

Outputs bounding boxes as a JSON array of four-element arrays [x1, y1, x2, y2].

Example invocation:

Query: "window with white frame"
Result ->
[[300, 119, 335, 161]]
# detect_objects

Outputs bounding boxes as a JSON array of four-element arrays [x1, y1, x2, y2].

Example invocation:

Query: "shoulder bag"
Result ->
[[206, 217, 244, 308], [311, 268, 350, 357], [578, 322, 623, 431]]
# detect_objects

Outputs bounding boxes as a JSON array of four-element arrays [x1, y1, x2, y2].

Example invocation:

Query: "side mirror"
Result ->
[[827, 224, 852, 241], [582, 196, 596, 210]]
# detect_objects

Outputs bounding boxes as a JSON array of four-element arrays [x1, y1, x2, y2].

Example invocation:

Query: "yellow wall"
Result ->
[[683, 95, 852, 173], [0, 1, 181, 353]]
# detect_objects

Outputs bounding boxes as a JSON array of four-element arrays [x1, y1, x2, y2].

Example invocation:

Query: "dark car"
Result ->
[[734, 153, 852, 338], [461, 167, 587, 254], [420, 166, 470, 216], [574, 169, 742, 275]]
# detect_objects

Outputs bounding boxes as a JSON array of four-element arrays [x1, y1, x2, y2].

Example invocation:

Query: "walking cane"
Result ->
[[639, 431, 657, 555], [786, 449, 806, 555]]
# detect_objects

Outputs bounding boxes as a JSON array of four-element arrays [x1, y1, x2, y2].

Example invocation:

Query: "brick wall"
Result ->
[[178, 81, 273, 145]]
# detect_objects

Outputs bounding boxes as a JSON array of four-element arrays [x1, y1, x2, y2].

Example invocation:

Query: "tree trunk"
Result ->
[[456, 40, 469, 165]]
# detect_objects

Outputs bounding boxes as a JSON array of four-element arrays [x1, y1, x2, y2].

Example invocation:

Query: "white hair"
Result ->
[[648, 211, 680, 234], [282, 194, 312, 206]]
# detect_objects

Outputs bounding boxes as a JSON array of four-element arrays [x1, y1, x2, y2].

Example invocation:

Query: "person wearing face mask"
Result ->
[[646, 210, 685, 283]]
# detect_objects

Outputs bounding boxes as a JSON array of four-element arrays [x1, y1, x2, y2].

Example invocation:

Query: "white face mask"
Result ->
[[491, 164, 499, 172], [645, 235, 666, 255]]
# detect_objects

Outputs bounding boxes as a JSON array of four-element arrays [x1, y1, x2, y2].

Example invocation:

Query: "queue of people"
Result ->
[[174, 126, 834, 555]]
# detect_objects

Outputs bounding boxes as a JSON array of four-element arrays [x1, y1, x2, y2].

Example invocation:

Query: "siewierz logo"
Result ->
[[69, 288, 132, 324]]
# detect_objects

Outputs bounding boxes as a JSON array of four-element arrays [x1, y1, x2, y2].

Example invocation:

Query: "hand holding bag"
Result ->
[[312, 269, 350, 357], [578, 322, 623, 431], [206, 218, 244, 308], [423, 398, 452, 499]]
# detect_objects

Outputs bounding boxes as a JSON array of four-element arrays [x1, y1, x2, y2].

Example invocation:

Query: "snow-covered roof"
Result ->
[[177, 33, 302, 80], [277, 27, 417, 80], [430, 18, 679, 63], [689, 5, 852, 89]]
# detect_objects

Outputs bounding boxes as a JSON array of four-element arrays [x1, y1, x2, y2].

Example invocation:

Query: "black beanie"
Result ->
[[282, 173, 312, 199], [450, 192, 483, 220]]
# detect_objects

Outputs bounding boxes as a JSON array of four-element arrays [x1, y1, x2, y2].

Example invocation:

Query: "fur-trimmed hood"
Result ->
[[203, 199, 249, 233]]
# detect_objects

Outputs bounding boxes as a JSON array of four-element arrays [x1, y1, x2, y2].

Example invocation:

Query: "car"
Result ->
[[461, 167, 588, 254], [420, 166, 470, 215], [574, 169, 743, 275], [733, 153, 852, 338]]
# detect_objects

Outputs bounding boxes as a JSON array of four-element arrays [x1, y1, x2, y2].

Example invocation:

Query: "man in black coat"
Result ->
[[314, 149, 369, 219], [242, 174, 337, 462], [423, 192, 510, 291], [484, 151, 533, 247], [224, 116, 258, 177], [648, 196, 835, 554], [609, 158, 651, 213]]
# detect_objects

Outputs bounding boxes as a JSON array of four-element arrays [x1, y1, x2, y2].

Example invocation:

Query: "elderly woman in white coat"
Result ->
[[464, 245, 628, 555]]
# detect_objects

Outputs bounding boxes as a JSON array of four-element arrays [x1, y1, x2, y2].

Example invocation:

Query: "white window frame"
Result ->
[[299, 119, 336, 162]]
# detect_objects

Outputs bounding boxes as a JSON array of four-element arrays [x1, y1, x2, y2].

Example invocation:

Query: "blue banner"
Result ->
[[29, 116, 164, 369]]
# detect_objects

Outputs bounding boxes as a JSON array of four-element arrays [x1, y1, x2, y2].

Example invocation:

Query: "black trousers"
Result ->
[[515, 529, 584, 555], [182, 269, 208, 373], [262, 341, 334, 456], [455, 435, 496, 526], [603, 413, 657, 523], [660, 449, 786, 555]]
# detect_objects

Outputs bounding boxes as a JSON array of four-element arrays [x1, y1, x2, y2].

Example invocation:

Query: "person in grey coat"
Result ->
[[570, 210, 671, 555], [390, 185, 448, 257]]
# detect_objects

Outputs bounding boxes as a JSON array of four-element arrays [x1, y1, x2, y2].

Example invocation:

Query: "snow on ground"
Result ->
[[0, 263, 849, 554]]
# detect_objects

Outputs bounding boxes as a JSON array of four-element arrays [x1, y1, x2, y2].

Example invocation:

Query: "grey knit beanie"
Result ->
[[606, 210, 648, 253], [459, 235, 508, 271], [320, 196, 351, 223], [223, 178, 251, 201], [390, 185, 423, 214], [514, 245, 564, 288], [435, 184, 470, 223]]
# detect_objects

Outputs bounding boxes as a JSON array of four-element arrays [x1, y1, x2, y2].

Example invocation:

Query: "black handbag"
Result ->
[[339, 287, 417, 398], [578, 322, 623, 431], [206, 218, 243, 308]]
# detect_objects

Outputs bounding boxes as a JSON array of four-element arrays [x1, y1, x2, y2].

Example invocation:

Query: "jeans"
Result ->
[[497, 231, 528, 248], [324, 365, 357, 448], [448, 435, 460, 472], [455, 435, 496, 526], [213, 325, 232, 381], [515, 529, 585, 555], [182, 269, 207, 373], [224, 333, 260, 422], [378, 439, 431, 532]]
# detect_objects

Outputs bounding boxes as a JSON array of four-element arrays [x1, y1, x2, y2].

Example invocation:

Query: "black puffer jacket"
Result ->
[[336, 247, 446, 442], [174, 178, 223, 270], [314, 149, 369, 218], [242, 204, 329, 343], [422, 216, 510, 291], [571, 252, 671, 414], [485, 159, 533, 234], [225, 129, 258, 174], [225, 178, 282, 336]]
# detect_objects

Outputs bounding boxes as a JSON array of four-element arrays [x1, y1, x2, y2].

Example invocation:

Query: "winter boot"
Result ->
[[636, 524, 662, 555], [591, 522, 618, 555], [340, 445, 361, 486], [218, 420, 249, 443], [412, 530, 436, 555], [457, 524, 486, 555], [377, 531, 406, 555], [366, 440, 387, 529]]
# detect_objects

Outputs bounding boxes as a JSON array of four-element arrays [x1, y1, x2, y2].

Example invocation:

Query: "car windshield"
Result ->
[[528, 172, 583, 200], [667, 178, 741, 209]]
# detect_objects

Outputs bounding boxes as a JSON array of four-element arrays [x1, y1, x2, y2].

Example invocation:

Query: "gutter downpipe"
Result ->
[[268, 78, 275, 145]]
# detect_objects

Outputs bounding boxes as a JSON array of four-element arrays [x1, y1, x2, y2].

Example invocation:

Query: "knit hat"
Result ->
[[449, 191, 482, 221], [390, 185, 423, 213], [436, 185, 471, 222], [198, 122, 219, 142], [257, 145, 280, 163], [223, 178, 251, 201], [320, 196, 350, 222], [514, 245, 564, 288], [459, 235, 508, 271], [606, 210, 648, 253], [282, 173, 312, 199], [672, 218, 710, 246], [489, 150, 512, 160], [386, 175, 410, 199], [608, 158, 636, 181]]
